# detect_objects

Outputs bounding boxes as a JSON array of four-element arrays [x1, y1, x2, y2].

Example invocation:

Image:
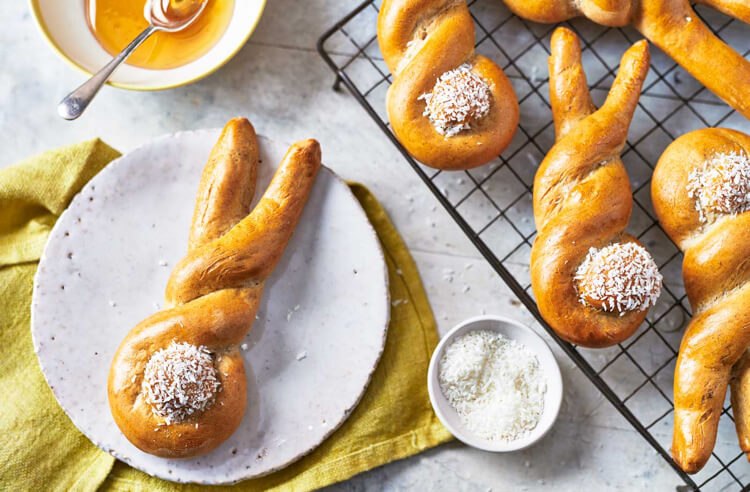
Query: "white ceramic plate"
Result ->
[[30, 0, 266, 90], [427, 316, 563, 452], [31, 129, 390, 484]]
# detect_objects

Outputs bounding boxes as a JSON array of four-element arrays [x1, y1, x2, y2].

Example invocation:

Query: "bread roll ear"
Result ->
[[548, 28, 595, 139], [599, 40, 649, 120], [731, 350, 750, 459], [188, 118, 258, 250], [166, 139, 321, 306], [635, 1, 750, 119], [697, 0, 750, 21], [504, 0, 750, 119]]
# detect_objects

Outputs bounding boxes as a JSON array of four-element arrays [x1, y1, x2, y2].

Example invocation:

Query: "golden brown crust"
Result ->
[[530, 27, 653, 348], [188, 118, 258, 250], [731, 350, 750, 458], [504, 0, 633, 26], [696, 0, 750, 22], [670, 288, 750, 473], [652, 128, 750, 473], [108, 119, 321, 458], [165, 139, 321, 305], [377, 0, 519, 170], [634, 1, 750, 119], [108, 289, 255, 457], [502, 0, 750, 119]]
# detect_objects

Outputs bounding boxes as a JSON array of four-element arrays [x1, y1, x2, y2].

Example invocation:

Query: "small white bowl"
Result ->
[[29, 0, 266, 91], [428, 315, 563, 452]]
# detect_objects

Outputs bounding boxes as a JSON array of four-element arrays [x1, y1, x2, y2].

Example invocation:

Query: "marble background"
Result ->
[[2, 0, 746, 490]]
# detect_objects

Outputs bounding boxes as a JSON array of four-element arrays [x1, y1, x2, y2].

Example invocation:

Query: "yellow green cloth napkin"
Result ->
[[0, 140, 452, 492]]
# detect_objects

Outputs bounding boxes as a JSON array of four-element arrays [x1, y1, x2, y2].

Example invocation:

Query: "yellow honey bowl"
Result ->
[[29, 0, 266, 91]]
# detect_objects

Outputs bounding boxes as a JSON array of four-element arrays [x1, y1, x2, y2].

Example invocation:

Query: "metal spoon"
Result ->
[[57, 0, 207, 121]]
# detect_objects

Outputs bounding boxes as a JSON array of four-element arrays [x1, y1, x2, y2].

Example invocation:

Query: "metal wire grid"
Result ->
[[317, 1, 750, 490]]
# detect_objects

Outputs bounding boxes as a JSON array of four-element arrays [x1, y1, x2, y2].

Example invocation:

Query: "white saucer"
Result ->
[[31, 129, 390, 484]]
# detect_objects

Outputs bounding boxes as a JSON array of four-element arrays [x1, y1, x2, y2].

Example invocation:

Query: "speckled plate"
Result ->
[[30, 129, 390, 484]]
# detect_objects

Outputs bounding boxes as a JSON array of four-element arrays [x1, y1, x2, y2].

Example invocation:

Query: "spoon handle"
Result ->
[[58, 25, 157, 121]]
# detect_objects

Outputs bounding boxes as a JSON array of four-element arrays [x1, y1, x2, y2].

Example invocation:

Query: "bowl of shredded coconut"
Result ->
[[428, 316, 563, 452]]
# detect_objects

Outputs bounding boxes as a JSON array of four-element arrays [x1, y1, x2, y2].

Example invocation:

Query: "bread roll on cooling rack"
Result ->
[[501, 0, 750, 120], [652, 127, 750, 473], [377, 0, 519, 170], [530, 27, 662, 348]]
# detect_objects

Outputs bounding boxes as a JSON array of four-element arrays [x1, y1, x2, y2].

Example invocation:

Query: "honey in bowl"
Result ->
[[86, 0, 235, 70]]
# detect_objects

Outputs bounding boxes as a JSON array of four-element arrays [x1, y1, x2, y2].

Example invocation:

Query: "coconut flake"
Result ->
[[575, 242, 662, 314], [438, 330, 546, 442], [418, 64, 491, 137], [142, 341, 221, 424], [687, 151, 750, 223]]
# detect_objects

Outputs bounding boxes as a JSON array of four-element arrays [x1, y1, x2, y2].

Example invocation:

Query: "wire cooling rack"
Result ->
[[317, 1, 750, 490]]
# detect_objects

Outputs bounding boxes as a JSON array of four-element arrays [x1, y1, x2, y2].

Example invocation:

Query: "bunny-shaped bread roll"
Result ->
[[531, 28, 662, 348], [108, 118, 321, 457], [377, 0, 519, 170], [652, 128, 750, 473]]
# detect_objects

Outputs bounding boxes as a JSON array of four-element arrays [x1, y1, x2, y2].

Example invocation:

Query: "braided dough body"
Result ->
[[108, 119, 321, 457], [501, 0, 750, 120], [378, 0, 519, 170], [531, 27, 656, 347], [652, 128, 750, 473]]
